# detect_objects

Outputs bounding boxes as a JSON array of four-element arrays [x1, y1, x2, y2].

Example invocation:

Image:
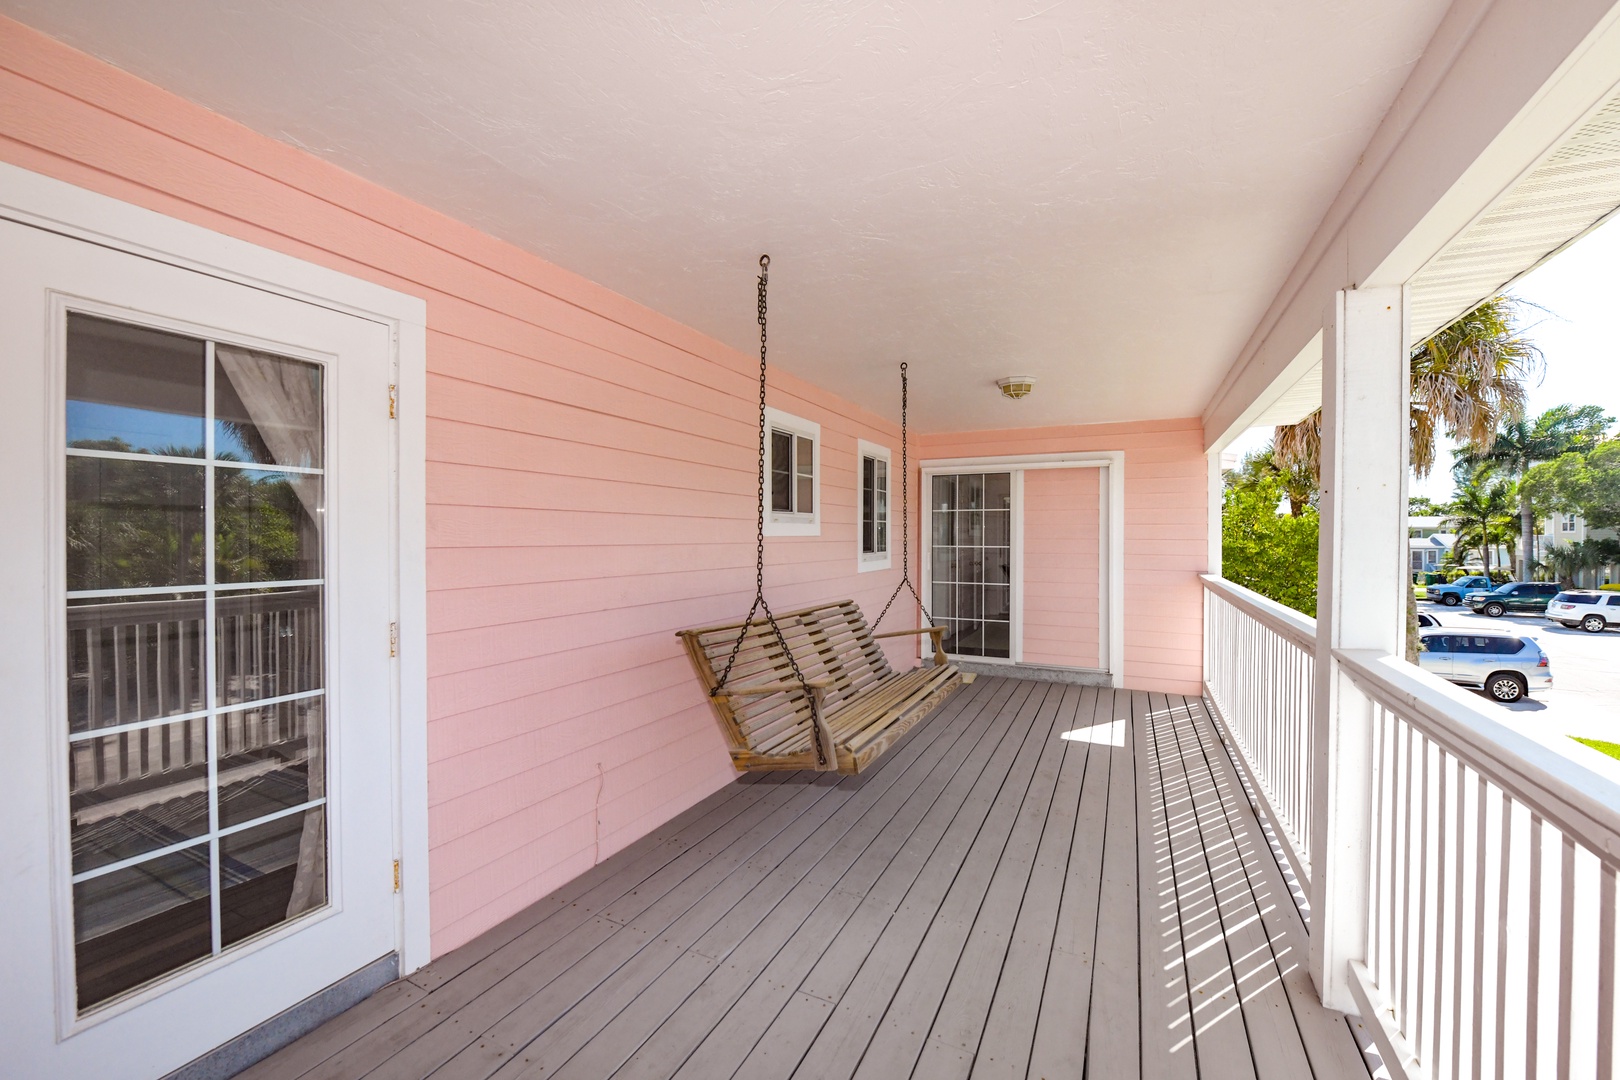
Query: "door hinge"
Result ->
[[389, 621, 398, 658], [393, 859, 401, 893], [388, 383, 397, 419]]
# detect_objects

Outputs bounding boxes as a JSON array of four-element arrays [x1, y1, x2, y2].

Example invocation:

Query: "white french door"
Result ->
[[0, 220, 398, 1078]]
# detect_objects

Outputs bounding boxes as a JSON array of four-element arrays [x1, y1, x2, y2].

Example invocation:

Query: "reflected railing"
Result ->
[[67, 588, 321, 795]]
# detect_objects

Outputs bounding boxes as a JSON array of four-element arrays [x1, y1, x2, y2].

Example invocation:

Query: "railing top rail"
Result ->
[[1336, 648, 1620, 867], [1201, 574, 1317, 651]]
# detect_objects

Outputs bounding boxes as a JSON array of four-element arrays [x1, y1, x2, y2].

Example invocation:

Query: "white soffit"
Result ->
[[1409, 90, 1620, 346], [1248, 359, 1322, 430], [0, 1, 1453, 431]]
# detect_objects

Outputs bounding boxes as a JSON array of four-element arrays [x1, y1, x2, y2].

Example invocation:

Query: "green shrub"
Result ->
[[1602, 583, 1620, 592], [1222, 475, 1318, 617]]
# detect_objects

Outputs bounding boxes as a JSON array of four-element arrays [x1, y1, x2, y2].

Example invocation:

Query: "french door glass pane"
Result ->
[[930, 472, 1011, 659], [214, 347, 324, 468], [65, 315, 329, 1012], [66, 457, 205, 590], [69, 716, 210, 873], [219, 807, 326, 948], [73, 845, 212, 1012], [66, 313, 205, 456], [217, 698, 324, 828], [216, 587, 324, 706], [67, 593, 205, 734], [214, 470, 323, 583]]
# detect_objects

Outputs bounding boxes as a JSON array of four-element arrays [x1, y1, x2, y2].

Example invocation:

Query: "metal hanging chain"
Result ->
[[710, 255, 827, 767], [874, 361, 934, 631]]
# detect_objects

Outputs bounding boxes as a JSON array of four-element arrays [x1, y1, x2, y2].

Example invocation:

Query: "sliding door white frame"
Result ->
[[919, 452, 1125, 688]]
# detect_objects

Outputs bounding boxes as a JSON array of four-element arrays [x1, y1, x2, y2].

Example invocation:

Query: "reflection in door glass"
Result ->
[[64, 316, 329, 1012], [931, 473, 1012, 658]]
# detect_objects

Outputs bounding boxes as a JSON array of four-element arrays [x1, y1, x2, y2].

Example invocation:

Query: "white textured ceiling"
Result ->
[[3, 1, 1452, 431]]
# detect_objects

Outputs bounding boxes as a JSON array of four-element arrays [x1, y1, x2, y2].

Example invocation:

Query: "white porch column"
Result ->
[[1309, 286, 1409, 1012]]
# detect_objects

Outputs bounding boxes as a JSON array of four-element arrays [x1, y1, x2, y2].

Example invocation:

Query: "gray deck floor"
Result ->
[[242, 677, 1371, 1080]]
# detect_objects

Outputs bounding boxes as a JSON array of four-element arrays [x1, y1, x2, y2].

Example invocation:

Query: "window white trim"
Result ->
[[856, 439, 893, 572], [0, 161, 431, 978], [763, 406, 820, 537]]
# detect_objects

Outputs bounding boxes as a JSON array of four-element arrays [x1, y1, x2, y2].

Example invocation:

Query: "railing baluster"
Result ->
[[1560, 835, 1576, 1078], [1472, 771, 1487, 1079], [1529, 812, 1544, 1078], [1601, 863, 1615, 1080]]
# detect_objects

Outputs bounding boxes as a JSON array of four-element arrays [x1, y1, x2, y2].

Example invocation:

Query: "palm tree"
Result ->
[[1273, 295, 1542, 482], [1227, 443, 1317, 517], [1445, 470, 1515, 577], [1539, 539, 1607, 588], [1456, 404, 1612, 580]]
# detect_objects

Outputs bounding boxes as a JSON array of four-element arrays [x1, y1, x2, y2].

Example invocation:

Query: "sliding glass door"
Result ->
[[929, 473, 1013, 658]]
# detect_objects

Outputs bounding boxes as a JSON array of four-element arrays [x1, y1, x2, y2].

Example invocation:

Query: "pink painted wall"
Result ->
[[0, 19, 920, 953], [917, 419, 1208, 693], [1021, 467, 1102, 669]]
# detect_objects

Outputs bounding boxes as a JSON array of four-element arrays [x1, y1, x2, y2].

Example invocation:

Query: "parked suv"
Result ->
[[1426, 575, 1494, 606], [1417, 627, 1551, 702], [1547, 590, 1620, 632], [1466, 581, 1561, 618]]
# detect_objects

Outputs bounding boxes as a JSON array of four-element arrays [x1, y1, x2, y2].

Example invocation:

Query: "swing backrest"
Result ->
[[676, 601, 895, 754]]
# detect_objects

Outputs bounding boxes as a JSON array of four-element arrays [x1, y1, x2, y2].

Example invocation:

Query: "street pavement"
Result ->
[[1420, 600, 1620, 777]]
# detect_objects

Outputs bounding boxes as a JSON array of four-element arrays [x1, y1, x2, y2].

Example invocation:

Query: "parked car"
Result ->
[[1547, 590, 1620, 632], [1426, 575, 1495, 606], [1417, 627, 1551, 702], [1466, 581, 1561, 618], [1417, 612, 1442, 628]]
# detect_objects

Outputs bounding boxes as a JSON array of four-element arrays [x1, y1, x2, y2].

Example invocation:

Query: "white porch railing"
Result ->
[[1201, 574, 1316, 885], [1202, 573, 1620, 1078], [1340, 650, 1620, 1080]]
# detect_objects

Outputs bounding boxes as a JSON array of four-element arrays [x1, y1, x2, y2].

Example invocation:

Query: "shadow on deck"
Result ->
[[242, 677, 1372, 1080]]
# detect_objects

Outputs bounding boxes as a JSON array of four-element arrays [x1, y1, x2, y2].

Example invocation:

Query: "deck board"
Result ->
[[247, 678, 1369, 1080]]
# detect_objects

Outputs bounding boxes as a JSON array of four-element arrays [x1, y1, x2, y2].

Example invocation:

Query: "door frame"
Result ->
[[0, 162, 432, 980], [919, 452, 1125, 687]]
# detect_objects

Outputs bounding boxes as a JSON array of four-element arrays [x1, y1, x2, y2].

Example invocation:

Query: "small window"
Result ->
[[763, 407, 819, 536], [1607, 595, 1620, 607], [857, 439, 892, 572], [1563, 513, 1578, 532]]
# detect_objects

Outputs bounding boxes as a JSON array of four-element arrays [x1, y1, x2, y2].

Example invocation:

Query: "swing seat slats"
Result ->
[[676, 600, 972, 775]]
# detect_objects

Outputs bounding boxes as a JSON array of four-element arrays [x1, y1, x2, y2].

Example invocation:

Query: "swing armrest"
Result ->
[[714, 680, 839, 772], [713, 678, 835, 697], [872, 625, 949, 666]]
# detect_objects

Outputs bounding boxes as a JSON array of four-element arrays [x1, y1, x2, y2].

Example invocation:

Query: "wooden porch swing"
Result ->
[[676, 256, 970, 775]]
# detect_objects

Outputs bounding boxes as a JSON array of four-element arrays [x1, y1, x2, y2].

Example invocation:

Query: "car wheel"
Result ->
[[1484, 602, 1506, 618], [1442, 594, 1461, 607], [1486, 672, 1527, 703], [1583, 614, 1607, 633]]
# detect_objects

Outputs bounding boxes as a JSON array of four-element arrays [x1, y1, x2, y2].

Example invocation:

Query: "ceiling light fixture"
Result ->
[[997, 376, 1035, 399]]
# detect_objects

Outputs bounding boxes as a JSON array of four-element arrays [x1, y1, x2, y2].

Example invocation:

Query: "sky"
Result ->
[[1229, 211, 1620, 505]]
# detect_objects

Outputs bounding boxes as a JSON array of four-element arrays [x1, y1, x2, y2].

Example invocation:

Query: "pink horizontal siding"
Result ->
[[1021, 467, 1102, 669], [0, 19, 922, 954], [917, 419, 1208, 694]]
